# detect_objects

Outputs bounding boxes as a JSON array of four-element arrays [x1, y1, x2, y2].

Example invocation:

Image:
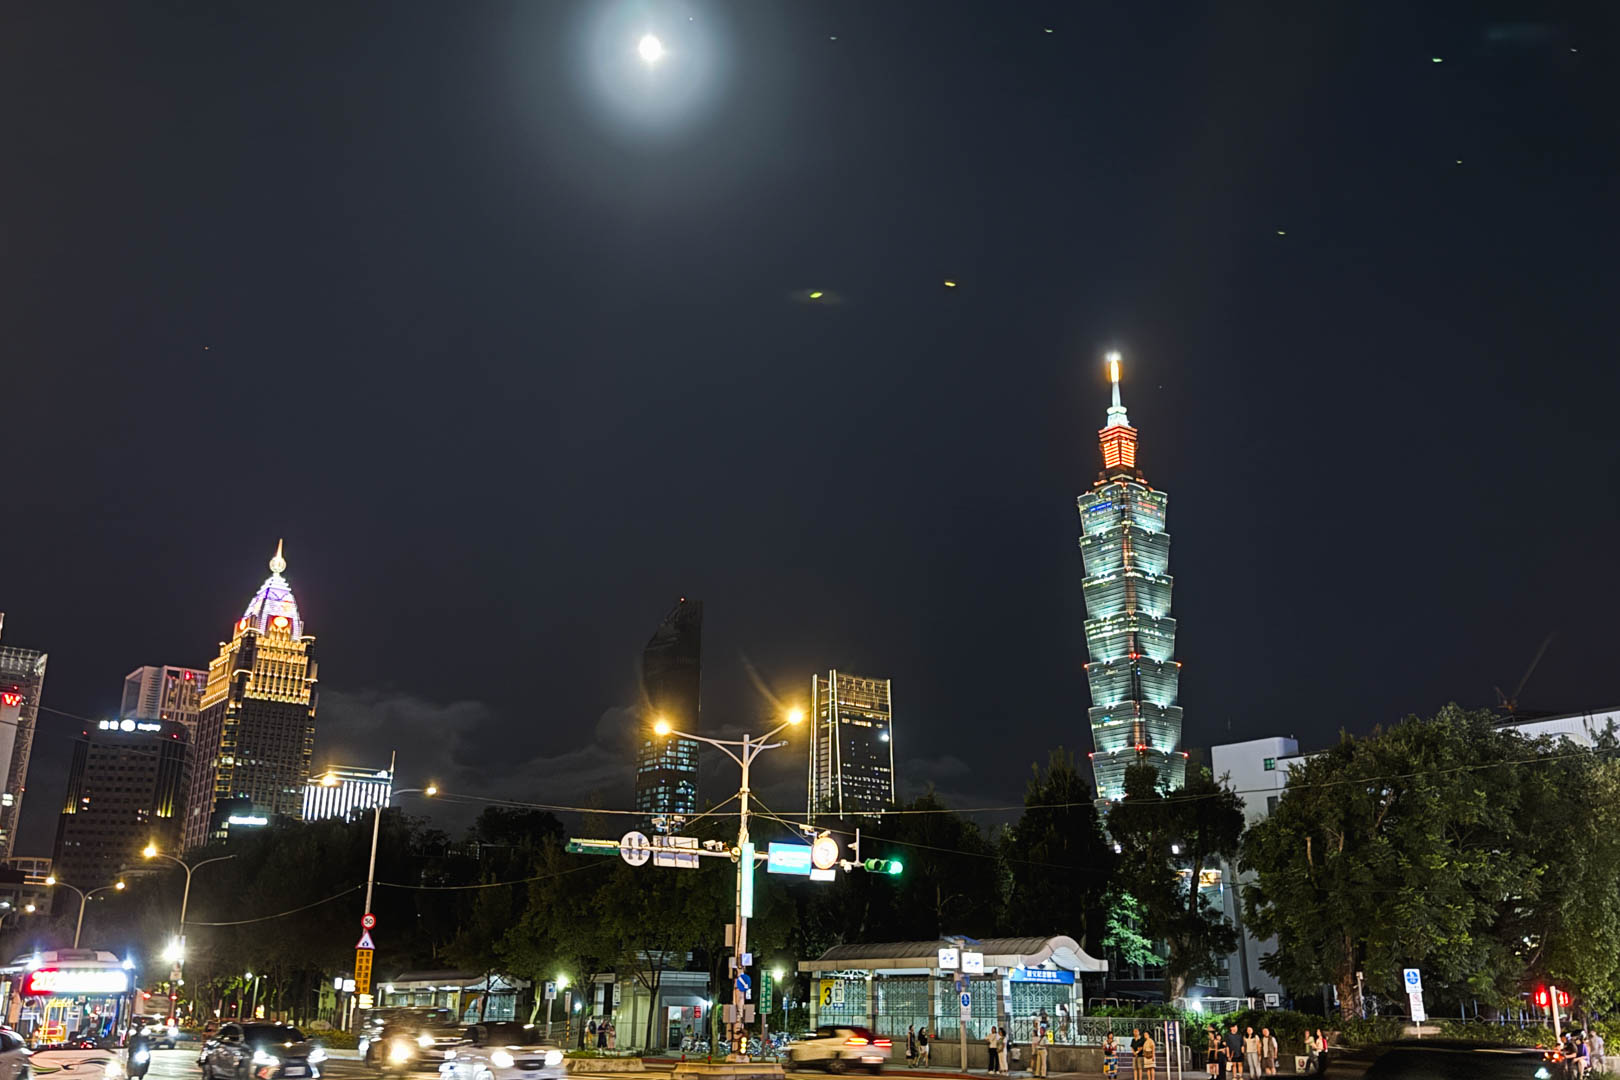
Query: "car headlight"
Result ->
[[490, 1051, 515, 1069], [544, 1051, 563, 1068], [390, 1042, 414, 1063], [308, 1047, 328, 1064], [252, 1049, 280, 1067], [418, 1035, 435, 1049]]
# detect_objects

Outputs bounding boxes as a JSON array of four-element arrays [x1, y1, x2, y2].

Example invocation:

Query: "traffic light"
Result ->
[[863, 858, 904, 876], [1535, 988, 1549, 1007], [1559, 990, 1571, 1008]]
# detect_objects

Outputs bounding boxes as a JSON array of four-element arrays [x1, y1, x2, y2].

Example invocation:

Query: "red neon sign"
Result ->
[[1, 693, 21, 708]]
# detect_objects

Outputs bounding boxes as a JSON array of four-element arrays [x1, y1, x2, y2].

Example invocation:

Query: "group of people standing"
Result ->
[[582, 1016, 617, 1050], [1199, 1023, 1287, 1078], [1099, 1028, 1156, 1079], [1552, 1028, 1606, 1077]]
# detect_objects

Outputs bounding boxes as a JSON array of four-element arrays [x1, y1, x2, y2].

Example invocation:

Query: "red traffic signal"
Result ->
[[1559, 990, 1571, 1007], [1535, 988, 1549, 1007]]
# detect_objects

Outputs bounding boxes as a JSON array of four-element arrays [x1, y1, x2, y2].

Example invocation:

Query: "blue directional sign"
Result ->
[[767, 843, 813, 875], [736, 972, 753, 1000]]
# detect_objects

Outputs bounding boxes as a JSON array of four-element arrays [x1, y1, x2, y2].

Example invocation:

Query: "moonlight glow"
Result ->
[[638, 34, 665, 63]]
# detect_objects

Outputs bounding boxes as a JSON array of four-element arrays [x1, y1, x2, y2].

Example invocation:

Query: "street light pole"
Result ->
[[654, 707, 803, 1061], [45, 877, 126, 948], [143, 847, 237, 980]]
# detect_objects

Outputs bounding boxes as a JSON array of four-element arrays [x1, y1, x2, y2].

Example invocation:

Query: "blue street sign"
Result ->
[[767, 843, 813, 875], [736, 973, 752, 999], [960, 992, 971, 1009], [1010, 967, 1074, 985]]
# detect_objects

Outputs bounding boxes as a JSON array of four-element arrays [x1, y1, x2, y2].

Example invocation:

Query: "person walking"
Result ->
[[908, 1026, 917, 1067], [1205, 1025, 1220, 1079], [988, 1023, 1002, 1075], [1101, 1032, 1118, 1079], [918, 1026, 931, 1067], [1259, 1027, 1277, 1076], [1141, 1028, 1156, 1080], [1225, 1026, 1244, 1080], [1242, 1026, 1260, 1079], [1591, 1028, 1606, 1074], [1130, 1029, 1147, 1080]]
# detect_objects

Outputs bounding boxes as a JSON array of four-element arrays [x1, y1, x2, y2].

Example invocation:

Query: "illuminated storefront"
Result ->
[[1077, 355, 1188, 801]]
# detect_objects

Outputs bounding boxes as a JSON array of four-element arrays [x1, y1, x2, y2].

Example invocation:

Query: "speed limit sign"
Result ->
[[361, 913, 377, 930]]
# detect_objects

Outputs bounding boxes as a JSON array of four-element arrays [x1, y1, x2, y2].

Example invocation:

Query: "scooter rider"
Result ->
[[126, 1025, 154, 1079]]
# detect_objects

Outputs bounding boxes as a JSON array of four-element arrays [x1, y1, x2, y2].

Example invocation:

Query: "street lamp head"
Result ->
[[115, 880, 126, 890], [652, 717, 672, 737], [321, 772, 339, 787], [142, 844, 159, 859], [245, 971, 253, 980], [637, 33, 665, 64], [24, 904, 35, 914], [556, 974, 570, 990], [773, 968, 784, 981], [44, 875, 55, 886], [785, 707, 805, 726], [424, 784, 439, 797]]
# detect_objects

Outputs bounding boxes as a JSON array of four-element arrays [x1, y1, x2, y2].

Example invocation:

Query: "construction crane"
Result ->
[[1495, 633, 1555, 716]]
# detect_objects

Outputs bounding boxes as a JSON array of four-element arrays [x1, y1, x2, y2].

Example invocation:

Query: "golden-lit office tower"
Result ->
[[181, 541, 318, 850], [806, 671, 895, 821], [120, 665, 206, 731]]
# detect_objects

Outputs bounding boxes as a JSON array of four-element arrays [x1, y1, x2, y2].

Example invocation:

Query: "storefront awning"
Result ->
[[798, 936, 1106, 976]]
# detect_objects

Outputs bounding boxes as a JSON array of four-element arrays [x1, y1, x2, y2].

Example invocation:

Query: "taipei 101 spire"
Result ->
[[1076, 353, 1186, 801]]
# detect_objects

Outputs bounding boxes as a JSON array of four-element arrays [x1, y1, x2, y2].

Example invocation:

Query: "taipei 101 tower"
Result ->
[[1076, 353, 1186, 801]]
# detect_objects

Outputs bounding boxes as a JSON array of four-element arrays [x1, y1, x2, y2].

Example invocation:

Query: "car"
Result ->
[[0, 1027, 31, 1080], [783, 1026, 891, 1074], [439, 1023, 563, 1080], [200, 1023, 326, 1080], [131, 1016, 178, 1050], [364, 1013, 466, 1073]]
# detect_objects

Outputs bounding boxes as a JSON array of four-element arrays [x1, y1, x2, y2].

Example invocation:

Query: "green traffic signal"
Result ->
[[863, 857, 904, 876], [887, 859, 904, 876]]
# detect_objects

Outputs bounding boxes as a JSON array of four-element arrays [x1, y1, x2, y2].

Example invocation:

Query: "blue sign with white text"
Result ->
[[1010, 967, 1074, 985], [767, 843, 813, 875]]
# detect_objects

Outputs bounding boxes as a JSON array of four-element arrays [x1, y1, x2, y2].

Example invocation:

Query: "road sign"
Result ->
[[361, 913, 376, 930], [357, 993, 374, 1010], [832, 980, 845, 1006], [354, 948, 374, 995], [1403, 968, 1422, 993], [811, 835, 841, 870], [767, 843, 813, 875], [820, 981, 834, 1007], [544, 981, 557, 1001], [760, 970, 773, 1006], [953, 974, 968, 993], [938, 947, 960, 970], [962, 951, 984, 975], [1408, 992, 1426, 1023], [654, 835, 701, 869], [959, 991, 972, 1021], [736, 973, 752, 1000], [741, 841, 756, 917], [356, 929, 375, 950], [620, 831, 652, 866]]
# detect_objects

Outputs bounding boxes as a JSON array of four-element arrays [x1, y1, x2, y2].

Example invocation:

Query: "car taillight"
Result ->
[[846, 1037, 868, 1046], [874, 1040, 891, 1048]]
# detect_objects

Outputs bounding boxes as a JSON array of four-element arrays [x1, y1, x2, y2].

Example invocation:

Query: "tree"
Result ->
[[1240, 706, 1569, 1018], [1002, 748, 1115, 947], [1106, 762, 1243, 998], [1100, 892, 1159, 970]]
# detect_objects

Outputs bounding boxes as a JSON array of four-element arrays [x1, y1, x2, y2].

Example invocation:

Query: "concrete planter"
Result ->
[[564, 1058, 648, 1073]]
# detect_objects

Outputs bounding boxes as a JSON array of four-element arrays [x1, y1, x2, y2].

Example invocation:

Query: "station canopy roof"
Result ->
[[799, 936, 1106, 976]]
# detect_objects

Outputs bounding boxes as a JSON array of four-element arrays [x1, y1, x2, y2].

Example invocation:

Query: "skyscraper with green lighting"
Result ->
[[1077, 354, 1186, 801]]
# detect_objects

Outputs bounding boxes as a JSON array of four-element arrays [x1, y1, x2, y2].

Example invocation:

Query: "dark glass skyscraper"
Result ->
[[1077, 355, 1186, 801], [635, 599, 702, 819], [55, 718, 189, 886], [807, 670, 895, 821]]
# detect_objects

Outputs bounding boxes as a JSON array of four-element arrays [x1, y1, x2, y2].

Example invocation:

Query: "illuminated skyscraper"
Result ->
[[303, 764, 392, 822], [807, 671, 895, 820], [0, 613, 48, 860], [635, 599, 702, 820], [55, 718, 189, 886], [121, 665, 206, 731], [1077, 355, 1186, 801], [181, 541, 319, 849]]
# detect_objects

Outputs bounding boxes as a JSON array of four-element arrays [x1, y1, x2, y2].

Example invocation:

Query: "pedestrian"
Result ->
[[597, 1019, 608, 1050], [1216, 1033, 1233, 1080], [919, 1026, 931, 1067], [988, 1023, 1002, 1075], [606, 1019, 616, 1052], [1130, 1029, 1146, 1080], [1057, 1004, 1070, 1044], [1030, 1016, 1048, 1078], [1001, 1027, 1012, 1075], [1141, 1028, 1156, 1080], [1314, 1030, 1329, 1075], [1225, 1026, 1244, 1080], [908, 1025, 917, 1067], [1578, 1031, 1592, 1078], [1241, 1026, 1260, 1079], [1591, 1028, 1606, 1074], [1205, 1025, 1220, 1079], [1259, 1027, 1277, 1076], [1101, 1032, 1118, 1079]]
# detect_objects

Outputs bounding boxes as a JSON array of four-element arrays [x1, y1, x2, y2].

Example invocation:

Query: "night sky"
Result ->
[[3, 3, 1617, 852]]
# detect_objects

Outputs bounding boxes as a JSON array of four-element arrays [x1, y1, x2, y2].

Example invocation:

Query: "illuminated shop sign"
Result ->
[[1010, 967, 1073, 985], [227, 815, 269, 827], [97, 720, 162, 733]]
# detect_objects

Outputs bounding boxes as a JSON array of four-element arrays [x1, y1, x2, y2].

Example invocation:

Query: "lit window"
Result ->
[[1263, 758, 1276, 771]]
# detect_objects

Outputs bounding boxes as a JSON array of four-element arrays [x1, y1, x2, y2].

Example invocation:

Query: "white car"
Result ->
[[783, 1026, 891, 1073], [439, 1024, 563, 1080]]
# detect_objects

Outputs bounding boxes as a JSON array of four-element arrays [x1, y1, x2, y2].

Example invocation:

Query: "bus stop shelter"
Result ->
[[799, 936, 1106, 1041]]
